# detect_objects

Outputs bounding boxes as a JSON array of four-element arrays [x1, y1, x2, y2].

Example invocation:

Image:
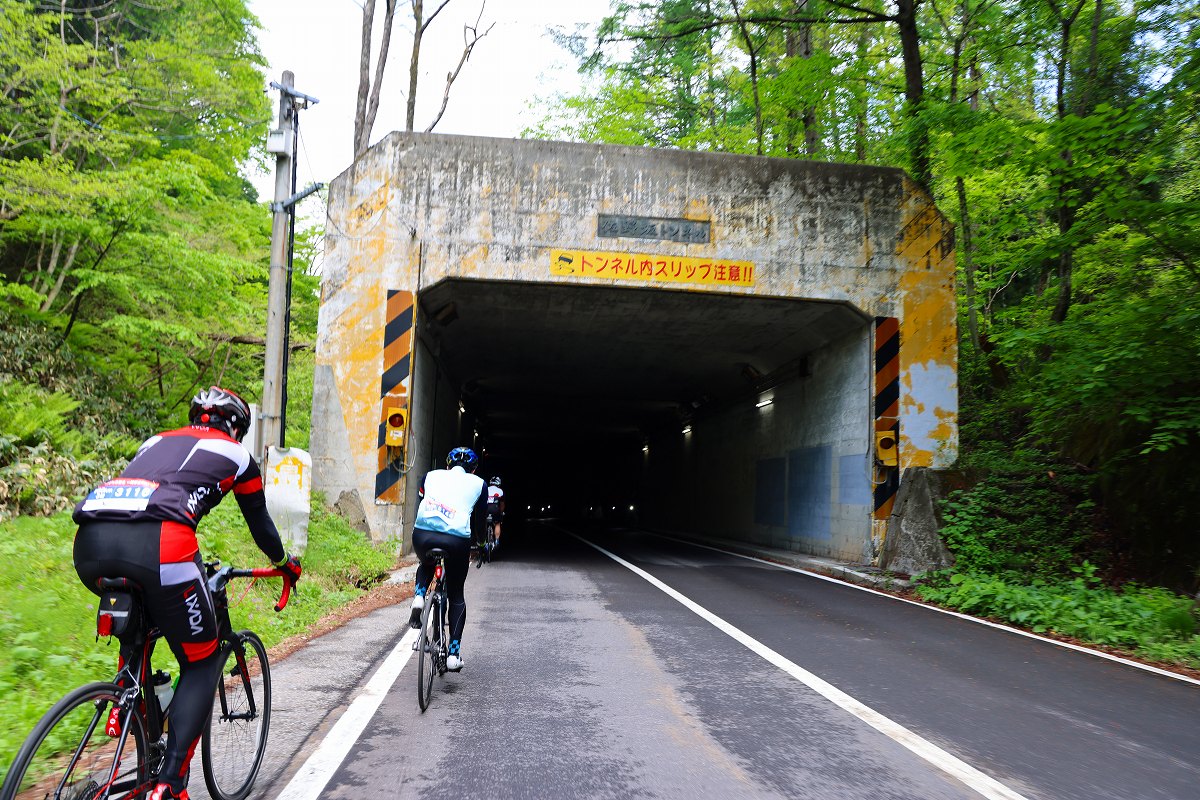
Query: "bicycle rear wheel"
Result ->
[[202, 631, 271, 800], [416, 597, 437, 712], [0, 682, 148, 800]]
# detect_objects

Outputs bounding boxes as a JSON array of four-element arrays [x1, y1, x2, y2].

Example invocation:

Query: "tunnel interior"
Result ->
[[413, 278, 871, 543]]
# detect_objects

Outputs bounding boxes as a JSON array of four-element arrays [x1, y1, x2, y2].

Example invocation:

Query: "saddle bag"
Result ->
[[96, 591, 139, 638]]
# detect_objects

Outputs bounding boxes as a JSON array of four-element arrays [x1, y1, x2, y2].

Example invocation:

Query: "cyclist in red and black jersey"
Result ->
[[72, 386, 302, 800]]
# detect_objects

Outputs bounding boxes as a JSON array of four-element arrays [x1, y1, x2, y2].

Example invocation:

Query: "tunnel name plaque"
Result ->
[[597, 214, 710, 244], [551, 249, 756, 288]]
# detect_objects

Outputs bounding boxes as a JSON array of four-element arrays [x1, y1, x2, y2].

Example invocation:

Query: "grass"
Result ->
[[915, 566, 1200, 670], [0, 499, 398, 781]]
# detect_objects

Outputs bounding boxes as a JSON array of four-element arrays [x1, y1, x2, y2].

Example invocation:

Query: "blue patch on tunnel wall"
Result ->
[[788, 446, 832, 540], [838, 453, 872, 506], [754, 457, 786, 526]]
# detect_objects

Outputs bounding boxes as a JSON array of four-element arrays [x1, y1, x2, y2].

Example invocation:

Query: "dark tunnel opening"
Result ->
[[415, 278, 868, 531]]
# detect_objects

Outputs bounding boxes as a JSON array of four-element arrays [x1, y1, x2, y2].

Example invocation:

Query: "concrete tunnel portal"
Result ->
[[312, 132, 959, 566]]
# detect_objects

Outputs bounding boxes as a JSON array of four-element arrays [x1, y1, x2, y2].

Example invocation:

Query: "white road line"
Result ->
[[575, 534, 1031, 800], [275, 627, 419, 800], [659, 533, 1200, 688]]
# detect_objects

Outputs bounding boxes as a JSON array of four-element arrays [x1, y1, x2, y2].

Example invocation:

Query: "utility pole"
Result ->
[[261, 71, 321, 464]]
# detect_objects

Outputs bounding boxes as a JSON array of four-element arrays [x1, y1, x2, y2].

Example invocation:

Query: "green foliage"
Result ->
[[0, 515, 126, 773], [916, 569, 1200, 669], [936, 462, 1100, 580], [1, 0, 280, 438], [0, 503, 398, 781]]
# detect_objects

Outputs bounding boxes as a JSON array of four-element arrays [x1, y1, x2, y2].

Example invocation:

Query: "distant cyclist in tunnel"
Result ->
[[486, 475, 505, 552], [409, 446, 487, 671]]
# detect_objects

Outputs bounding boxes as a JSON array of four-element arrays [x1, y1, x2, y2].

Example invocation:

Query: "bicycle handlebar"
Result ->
[[213, 566, 294, 612]]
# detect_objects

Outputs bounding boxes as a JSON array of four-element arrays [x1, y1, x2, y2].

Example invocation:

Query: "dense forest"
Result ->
[[0, 0, 319, 515], [531, 0, 1200, 594], [1, 0, 1198, 603]]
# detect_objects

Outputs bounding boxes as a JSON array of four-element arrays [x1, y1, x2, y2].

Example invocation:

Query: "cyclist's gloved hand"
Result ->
[[275, 553, 303, 585]]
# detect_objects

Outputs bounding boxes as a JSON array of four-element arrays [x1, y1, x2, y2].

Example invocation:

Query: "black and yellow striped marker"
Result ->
[[874, 316, 900, 521], [375, 289, 414, 502]]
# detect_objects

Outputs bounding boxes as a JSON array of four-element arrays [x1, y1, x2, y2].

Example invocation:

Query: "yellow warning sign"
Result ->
[[551, 249, 756, 288]]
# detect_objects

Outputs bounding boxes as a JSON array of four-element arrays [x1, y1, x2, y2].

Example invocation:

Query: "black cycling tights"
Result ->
[[74, 521, 222, 791], [411, 528, 471, 645]]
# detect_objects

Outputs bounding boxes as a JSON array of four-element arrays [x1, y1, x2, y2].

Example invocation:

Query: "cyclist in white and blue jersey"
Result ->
[[408, 446, 487, 671]]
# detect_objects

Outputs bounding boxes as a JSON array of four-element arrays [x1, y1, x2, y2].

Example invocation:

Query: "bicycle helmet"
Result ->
[[446, 446, 478, 471], [189, 386, 252, 442], [489, 476, 501, 487]]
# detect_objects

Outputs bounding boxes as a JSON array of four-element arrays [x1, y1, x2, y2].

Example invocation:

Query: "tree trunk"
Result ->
[[785, 0, 818, 157], [40, 235, 81, 312], [33, 232, 63, 297], [895, 0, 930, 190], [354, 0, 400, 158], [853, 26, 871, 162], [1047, 0, 1087, 323], [730, 0, 764, 155], [957, 176, 981, 349], [353, 0, 377, 157], [406, 0, 424, 132]]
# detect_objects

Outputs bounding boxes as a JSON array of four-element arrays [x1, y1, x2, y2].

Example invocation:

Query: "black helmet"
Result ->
[[190, 386, 252, 442], [488, 476, 501, 487], [446, 446, 478, 471]]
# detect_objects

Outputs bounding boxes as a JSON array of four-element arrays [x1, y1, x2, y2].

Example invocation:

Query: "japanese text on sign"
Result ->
[[551, 249, 756, 288], [597, 214, 710, 244]]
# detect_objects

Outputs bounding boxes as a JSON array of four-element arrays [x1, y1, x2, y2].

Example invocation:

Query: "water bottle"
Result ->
[[153, 670, 174, 714]]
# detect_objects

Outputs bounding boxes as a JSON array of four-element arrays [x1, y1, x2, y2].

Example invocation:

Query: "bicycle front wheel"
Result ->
[[202, 631, 271, 800], [0, 682, 149, 800], [416, 599, 436, 712]]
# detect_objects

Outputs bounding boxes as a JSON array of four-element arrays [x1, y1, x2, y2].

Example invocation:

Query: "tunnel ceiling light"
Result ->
[[682, 425, 693, 435], [756, 398, 774, 408]]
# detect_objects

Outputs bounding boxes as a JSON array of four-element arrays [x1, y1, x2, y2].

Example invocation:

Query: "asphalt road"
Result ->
[[221, 522, 1200, 800]]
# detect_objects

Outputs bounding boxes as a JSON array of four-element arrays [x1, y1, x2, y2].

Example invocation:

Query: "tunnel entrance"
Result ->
[[414, 278, 873, 557], [313, 132, 957, 563]]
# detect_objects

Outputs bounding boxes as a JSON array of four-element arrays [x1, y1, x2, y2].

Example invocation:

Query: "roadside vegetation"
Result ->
[[914, 461, 1200, 669], [0, 498, 396, 783]]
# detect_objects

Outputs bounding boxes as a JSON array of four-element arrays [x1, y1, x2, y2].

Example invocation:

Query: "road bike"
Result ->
[[415, 548, 451, 712], [474, 516, 497, 569], [0, 560, 293, 800]]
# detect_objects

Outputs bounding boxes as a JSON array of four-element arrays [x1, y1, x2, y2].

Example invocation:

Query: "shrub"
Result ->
[[0, 382, 140, 521], [916, 567, 1200, 668], [936, 463, 1101, 581]]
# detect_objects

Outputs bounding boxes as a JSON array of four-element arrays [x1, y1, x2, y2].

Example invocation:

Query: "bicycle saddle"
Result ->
[[97, 576, 144, 592], [424, 547, 447, 562]]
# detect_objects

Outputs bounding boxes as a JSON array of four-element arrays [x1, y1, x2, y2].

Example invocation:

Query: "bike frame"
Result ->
[[101, 566, 290, 794]]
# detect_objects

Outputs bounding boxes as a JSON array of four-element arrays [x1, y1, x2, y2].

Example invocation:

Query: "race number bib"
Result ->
[[81, 478, 159, 513]]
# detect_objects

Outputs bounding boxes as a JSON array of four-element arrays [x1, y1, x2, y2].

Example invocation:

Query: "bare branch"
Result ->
[[202, 332, 313, 351], [420, 0, 454, 33], [425, 7, 494, 132]]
